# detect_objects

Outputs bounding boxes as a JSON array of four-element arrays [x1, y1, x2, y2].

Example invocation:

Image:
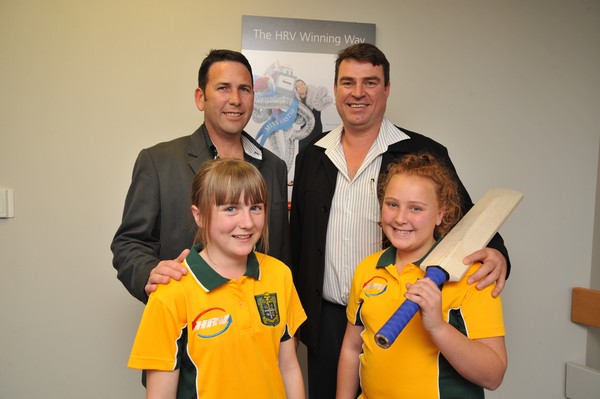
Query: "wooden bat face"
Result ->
[[421, 188, 524, 281]]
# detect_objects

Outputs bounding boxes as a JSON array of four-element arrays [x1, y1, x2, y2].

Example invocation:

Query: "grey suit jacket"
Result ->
[[111, 125, 290, 302]]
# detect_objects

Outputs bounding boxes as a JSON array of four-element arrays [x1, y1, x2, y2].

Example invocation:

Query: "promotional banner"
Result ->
[[242, 15, 376, 206]]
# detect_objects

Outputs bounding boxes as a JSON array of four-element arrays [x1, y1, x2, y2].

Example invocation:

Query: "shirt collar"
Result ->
[[378, 118, 410, 149], [375, 240, 441, 269], [315, 123, 343, 149], [376, 246, 397, 268], [185, 243, 261, 292], [200, 124, 263, 168], [315, 118, 410, 152]]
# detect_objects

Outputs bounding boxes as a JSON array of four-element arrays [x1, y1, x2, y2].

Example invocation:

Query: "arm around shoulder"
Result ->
[[409, 132, 512, 290]]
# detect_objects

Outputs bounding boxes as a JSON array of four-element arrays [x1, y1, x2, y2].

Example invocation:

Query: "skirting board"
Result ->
[[565, 362, 600, 399]]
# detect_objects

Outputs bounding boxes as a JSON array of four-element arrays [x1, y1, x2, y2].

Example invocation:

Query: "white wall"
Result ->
[[588, 142, 600, 369], [1, 0, 598, 397]]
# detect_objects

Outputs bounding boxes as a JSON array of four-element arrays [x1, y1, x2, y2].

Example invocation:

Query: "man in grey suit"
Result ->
[[112, 49, 290, 303]]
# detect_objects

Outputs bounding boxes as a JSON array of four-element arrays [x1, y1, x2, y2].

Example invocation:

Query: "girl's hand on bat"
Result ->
[[405, 278, 444, 333]]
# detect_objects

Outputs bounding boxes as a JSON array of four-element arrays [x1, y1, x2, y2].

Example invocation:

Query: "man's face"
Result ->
[[195, 61, 254, 139], [334, 59, 390, 134]]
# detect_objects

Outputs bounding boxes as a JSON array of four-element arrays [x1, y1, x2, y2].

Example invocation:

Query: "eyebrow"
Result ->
[[213, 81, 253, 88], [384, 197, 428, 205], [338, 76, 382, 83]]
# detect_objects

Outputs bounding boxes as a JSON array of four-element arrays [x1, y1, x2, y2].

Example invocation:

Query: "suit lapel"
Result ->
[[187, 126, 213, 173]]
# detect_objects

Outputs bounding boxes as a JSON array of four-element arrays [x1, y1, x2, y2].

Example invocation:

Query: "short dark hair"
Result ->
[[197, 49, 253, 92], [334, 43, 390, 86]]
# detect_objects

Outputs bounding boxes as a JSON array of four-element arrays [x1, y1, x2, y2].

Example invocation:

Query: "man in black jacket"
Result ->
[[290, 43, 510, 399]]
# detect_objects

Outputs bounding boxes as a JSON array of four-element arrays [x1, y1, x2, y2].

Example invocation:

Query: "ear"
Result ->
[[194, 87, 205, 112], [384, 81, 391, 98], [191, 205, 203, 228], [436, 206, 446, 226]]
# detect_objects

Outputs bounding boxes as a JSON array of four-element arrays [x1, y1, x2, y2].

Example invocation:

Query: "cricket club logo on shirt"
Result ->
[[255, 292, 280, 326]]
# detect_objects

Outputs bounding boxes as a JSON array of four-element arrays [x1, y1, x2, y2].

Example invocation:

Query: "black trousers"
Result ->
[[307, 300, 349, 399]]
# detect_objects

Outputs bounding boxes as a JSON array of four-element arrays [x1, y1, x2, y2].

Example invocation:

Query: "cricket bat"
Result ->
[[374, 187, 523, 349]]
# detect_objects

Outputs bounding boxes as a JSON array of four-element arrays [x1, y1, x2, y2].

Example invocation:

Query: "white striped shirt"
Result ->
[[316, 118, 410, 305]]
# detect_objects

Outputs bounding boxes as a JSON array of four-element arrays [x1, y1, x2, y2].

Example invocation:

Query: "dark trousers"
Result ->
[[307, 300, 348, 399]]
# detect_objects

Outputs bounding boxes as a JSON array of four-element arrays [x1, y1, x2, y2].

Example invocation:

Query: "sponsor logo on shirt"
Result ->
[[362, 276, 388, 297], [192, 307, 232, 338]]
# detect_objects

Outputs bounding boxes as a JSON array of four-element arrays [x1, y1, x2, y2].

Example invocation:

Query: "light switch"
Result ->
[[0, 189, 14, 218]]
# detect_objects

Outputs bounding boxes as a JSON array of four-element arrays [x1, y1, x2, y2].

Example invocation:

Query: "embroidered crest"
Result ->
[[255, 292, 280, 326]]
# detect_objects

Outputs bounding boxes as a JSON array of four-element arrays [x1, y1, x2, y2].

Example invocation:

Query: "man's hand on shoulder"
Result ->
[[464, 248, 507, 298], [145, 249, 190, 296]]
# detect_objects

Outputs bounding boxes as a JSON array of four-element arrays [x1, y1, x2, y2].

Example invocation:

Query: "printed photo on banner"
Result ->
[[242, 15, 376, 207]]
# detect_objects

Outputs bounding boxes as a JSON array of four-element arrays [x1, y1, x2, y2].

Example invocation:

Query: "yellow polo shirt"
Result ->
[[347, 246, 505, 399], [129, 244, 306, 398]]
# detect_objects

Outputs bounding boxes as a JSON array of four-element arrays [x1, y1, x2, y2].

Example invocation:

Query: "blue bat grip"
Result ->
[[374, 266, 449, 349]]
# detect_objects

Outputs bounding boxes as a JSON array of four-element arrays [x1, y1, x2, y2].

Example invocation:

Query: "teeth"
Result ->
[[349, 104, 366, 108]]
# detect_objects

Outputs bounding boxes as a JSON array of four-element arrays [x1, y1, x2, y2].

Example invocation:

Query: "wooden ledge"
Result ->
[[571, 287, 600, 328]]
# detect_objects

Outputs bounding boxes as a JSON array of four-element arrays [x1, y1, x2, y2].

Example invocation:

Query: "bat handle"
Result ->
[[374, 266, 449, 349]]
